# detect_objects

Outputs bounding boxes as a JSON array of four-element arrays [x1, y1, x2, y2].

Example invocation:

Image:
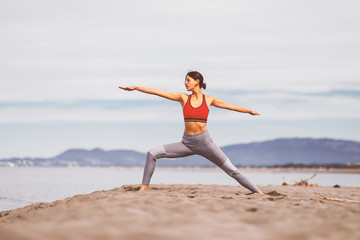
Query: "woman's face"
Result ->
[[185, 75, 199, 91]]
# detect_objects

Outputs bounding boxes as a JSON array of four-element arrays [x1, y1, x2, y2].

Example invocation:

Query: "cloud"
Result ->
[[1, 1, 360, 103], [0, 99, 182, 123], [1, 0, 360, 158]]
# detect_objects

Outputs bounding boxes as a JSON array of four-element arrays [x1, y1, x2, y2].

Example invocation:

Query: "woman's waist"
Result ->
[[182, 130, 213, 147], [182, 122, 212, 143], [183, 122, 207, 135]]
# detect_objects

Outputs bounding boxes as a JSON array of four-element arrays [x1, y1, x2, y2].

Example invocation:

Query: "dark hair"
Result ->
[[186, 71, 206, 90]]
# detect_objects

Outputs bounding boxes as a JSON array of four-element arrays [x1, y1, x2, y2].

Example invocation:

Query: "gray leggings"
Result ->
[[142, 130, 260, 193]]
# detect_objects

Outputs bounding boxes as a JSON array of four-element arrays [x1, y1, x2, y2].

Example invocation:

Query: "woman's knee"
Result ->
[[147, 145, 166, 159]]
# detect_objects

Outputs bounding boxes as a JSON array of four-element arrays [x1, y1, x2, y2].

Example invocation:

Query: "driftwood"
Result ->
[[283, 173, 318, 186], [294, 173, 317, 186], [315, 195, 360, 203]]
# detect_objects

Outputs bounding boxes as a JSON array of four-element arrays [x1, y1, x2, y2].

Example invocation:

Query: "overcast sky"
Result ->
[[1, 0, 359, 158]]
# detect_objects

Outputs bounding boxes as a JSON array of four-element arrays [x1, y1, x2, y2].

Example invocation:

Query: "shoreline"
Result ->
[[156, 166, 360, 174], [1, 166, 360, 173]]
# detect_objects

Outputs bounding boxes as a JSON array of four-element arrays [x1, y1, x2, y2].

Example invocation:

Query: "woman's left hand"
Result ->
[[249, 110, 260, 116], [119, 86, 136, 91]]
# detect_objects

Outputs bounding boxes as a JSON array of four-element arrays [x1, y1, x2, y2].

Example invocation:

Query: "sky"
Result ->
[[0, 0, 359, 158]]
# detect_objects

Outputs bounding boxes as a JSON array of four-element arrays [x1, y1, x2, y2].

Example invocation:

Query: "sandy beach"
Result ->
[[1, 184, 359, 240]]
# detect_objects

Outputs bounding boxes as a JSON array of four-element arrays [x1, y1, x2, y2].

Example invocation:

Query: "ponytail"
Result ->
[[202, 82, 207, 90]]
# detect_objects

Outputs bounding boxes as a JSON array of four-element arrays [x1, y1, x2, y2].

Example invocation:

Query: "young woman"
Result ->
[[119, 71, 263, 194]]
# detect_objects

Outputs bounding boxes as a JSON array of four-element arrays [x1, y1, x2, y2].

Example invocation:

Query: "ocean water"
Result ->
[[1, 167, 359, 212]]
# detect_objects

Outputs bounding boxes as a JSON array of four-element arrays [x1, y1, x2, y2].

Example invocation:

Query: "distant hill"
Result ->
[[221, 138, 360, 166], [0, 148, 145, 167], [0, 138, 359, 168]]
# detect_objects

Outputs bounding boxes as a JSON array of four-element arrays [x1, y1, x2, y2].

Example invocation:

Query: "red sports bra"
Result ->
[[183, 94, 209, 123]]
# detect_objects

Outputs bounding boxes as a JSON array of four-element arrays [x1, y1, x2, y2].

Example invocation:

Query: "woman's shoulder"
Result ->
[[179, 92, 189, 97], [204, 94, 216, 106], [204, 94, 216, 101], [178, 92, 189, 103]]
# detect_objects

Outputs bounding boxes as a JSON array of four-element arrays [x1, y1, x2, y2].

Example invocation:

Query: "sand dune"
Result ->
[[1, 184, 360, 240]]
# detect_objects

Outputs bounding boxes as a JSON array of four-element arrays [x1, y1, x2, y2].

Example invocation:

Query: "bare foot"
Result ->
[[258, 190, 265, 195], [139, 184, 149, 191]]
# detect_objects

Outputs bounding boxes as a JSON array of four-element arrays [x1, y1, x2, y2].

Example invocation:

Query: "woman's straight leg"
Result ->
[[219, 158, 260, 193], [198, 142, 261, 193]]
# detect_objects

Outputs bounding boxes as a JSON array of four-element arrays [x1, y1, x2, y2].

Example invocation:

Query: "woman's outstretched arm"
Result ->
[[209, 96, 260, 115], [119, 86, 186, 102]]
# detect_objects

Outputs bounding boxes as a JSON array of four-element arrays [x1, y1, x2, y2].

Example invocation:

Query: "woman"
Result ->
[[119, 71, 263, 194]]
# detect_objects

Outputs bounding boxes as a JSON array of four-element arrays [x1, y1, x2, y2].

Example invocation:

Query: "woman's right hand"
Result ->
[[119, 86, 136, 91]]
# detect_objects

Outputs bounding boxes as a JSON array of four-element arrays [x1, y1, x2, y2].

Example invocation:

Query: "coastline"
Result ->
[[155, 166, 360, 174], [241, 167, 360, 174], [2, 165, 359, 174], [1, 184, 359, 240]]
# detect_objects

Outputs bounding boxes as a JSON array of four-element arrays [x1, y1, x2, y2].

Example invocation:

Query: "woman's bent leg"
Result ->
[[142, 142, 193, 186], [142, 145, 166, 186]]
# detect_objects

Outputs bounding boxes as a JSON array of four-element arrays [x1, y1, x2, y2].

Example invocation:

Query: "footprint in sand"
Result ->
[[266, 191, 287, 201], [122, 186, 140, 191]]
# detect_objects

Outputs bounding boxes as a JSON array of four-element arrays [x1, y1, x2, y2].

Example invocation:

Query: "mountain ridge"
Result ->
[[1, 138, 359, 167]]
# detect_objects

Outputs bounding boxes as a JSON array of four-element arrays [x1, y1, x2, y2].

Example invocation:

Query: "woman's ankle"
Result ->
[[139, 184, 149, 191]]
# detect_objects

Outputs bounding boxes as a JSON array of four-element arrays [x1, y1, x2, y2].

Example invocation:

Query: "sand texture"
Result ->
[[1, 184, 360, 240]]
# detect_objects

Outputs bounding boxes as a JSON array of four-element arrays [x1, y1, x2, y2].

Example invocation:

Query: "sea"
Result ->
[[1, 167, 359, 212]]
